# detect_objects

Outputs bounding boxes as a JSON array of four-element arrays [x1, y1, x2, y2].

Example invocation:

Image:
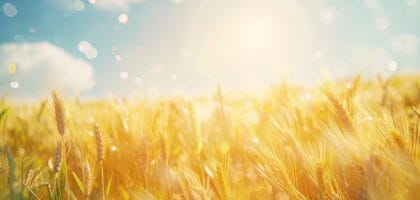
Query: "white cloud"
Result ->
[[0, 42, 95, 96]]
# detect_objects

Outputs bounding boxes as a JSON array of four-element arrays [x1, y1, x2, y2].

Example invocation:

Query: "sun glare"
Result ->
[[234, 17, 277, 50], [1, 0, 420, 199]]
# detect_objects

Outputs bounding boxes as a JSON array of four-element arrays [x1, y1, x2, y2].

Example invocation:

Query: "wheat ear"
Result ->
[[51, 90, 65, 136], [92, 122, 104, 163]]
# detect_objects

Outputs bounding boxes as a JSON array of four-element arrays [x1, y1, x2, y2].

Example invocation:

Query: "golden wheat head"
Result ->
[[51, 90, 65, 136], [92, 122, 104, 163]]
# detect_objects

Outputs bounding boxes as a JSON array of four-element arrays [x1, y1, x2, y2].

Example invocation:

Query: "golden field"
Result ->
[[0, 74, 419, 200]]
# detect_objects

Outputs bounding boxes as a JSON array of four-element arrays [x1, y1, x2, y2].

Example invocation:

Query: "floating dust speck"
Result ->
[[78, 40, 98, 59], [115, 54, 122, 62], [120, 71, 128, 79], [388, 61, 398, 71], [10, 81, 19, 89], [118, 13, 129, 25], [111, 145, 117, 152], [8, 63, 16, 74], [78, 41, 91, 53], [85, 47, 98, 59], [2, 2, 17, 18], [251, 137, 259, 144], [73, 0, 85, 12]]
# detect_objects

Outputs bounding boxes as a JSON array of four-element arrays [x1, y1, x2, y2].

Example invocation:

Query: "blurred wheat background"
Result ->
[[1, 0, 420, 199], [0, 74, 419, 199]]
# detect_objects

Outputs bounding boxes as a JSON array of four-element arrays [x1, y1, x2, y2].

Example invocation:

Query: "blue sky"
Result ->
[[0, 0, 419, 98]]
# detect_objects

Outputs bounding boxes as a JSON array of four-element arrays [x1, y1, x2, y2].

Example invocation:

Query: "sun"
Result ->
[[233, 16, 278, 51]]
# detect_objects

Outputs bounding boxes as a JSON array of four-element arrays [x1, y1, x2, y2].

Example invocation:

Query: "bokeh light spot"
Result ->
[[73, 0, 85, 12], [10, 81, 19, 89], [388, 61, 398, 71], [85, 47, 98, 59], [120, 71, 128, 79], [8, 63, 16, 74], [78, 41, 92, 53], [110, 145, 117, 152], [118, 13, 129, 25], [115, 54, 123, 62], [2, 2, 17, 18]]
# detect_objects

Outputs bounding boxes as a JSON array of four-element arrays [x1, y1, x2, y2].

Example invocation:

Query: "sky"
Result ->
[[0, 0, 419, 98]]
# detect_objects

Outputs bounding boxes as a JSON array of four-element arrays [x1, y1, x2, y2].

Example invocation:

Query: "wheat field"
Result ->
[[0, 74, 419, 200]]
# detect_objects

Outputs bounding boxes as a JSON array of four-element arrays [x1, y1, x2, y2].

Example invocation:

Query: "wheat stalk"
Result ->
[[53, 141, 63, 174], [91, 122, 105, 200], [92, 122, 104, 163], [138, 136, 148, 180], [51, 90, 65, 136], [316, 164, 325, 199], [83, 160, 92, 198], [325, 91, 353, 131]]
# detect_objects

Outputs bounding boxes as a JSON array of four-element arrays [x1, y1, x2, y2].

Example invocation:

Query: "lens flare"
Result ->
[[118, 13, 129, 25], [10, 81, 19, 89], [2, 2, 17, 18]]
